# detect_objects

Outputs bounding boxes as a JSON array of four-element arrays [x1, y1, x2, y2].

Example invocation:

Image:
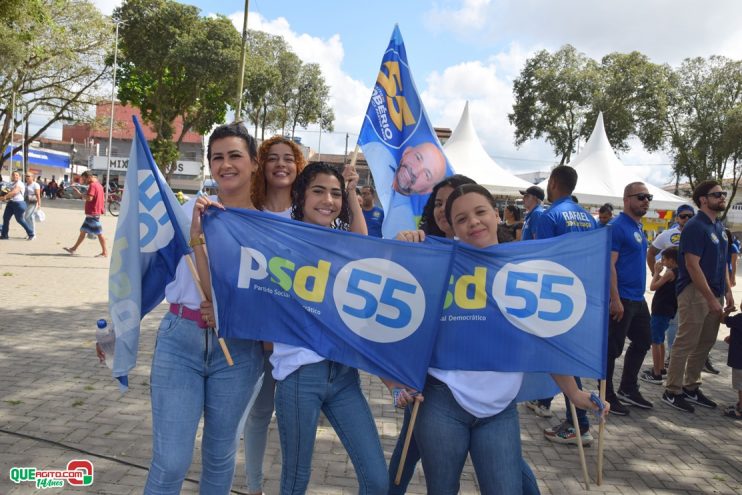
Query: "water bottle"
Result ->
[[96, 319, 115, 369]]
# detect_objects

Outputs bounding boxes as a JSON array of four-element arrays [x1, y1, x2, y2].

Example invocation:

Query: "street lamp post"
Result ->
[[105, 20, 122, 208]]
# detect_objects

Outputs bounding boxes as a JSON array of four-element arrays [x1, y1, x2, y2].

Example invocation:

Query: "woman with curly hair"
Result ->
[[240, 139, 365, 494]]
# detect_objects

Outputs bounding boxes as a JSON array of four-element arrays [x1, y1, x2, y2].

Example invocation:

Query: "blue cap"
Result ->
[[96, 319, 107, 329], [676, 204, 694, 215]]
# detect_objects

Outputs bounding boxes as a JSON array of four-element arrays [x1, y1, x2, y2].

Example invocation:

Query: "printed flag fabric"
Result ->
[[108, 116, 191, 390], [429, 228, 610, 380], [358, 25, 454, 239], [203, 207, 454, 390]]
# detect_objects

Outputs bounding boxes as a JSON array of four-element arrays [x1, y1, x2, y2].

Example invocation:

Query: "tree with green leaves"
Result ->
[[509, 45, 600, 165], [662, 56, 742, 214], [0, 0, 111, 171], [287, 63, 333, 138], [114, 0, 240, 176]]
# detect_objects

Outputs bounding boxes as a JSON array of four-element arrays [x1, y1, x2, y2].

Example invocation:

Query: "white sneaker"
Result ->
[[525, 400, 553, 418]]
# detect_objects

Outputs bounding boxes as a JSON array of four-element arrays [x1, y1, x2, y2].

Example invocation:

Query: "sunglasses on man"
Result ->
[[706, 191, 727, 199], [627, 193, 653, 201], [677, 213, 694, 220]]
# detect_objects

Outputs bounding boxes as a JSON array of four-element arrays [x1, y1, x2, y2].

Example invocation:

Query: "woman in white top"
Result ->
[[0, 170, 34, 240], [401, 184, 608, 494], [23, 172, 42, 235], [271, 162, 387, 494], [238, 136, 367, 495], [144, 122, 265, 495]]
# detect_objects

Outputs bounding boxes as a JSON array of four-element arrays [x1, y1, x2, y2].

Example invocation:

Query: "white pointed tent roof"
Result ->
[[537, 113, 686, 210], [443, 102, 533, 195]]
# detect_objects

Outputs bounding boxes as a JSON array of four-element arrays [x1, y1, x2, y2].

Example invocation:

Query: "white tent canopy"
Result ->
[[443, 102, 533, 195], [537, 112, 687, 211]]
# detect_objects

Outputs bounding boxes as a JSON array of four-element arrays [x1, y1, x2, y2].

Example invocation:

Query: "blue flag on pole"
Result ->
[[431, 228, 610, 379], [358, 25, 454, 239], [202, 208, 454, 390], [109, 116, 191, 390]]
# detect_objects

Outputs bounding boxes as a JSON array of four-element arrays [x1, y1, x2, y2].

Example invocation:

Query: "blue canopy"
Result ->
[[4, 145, 70, 169]]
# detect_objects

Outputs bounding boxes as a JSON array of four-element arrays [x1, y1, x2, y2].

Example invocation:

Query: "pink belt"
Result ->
[[169, 303, 207, 329]]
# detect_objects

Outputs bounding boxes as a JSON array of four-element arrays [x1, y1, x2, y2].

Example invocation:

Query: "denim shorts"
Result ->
[[650, 314, 672, 344]]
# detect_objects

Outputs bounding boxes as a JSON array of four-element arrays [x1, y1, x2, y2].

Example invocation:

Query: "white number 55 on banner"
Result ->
[[492, 260, 587, 338]]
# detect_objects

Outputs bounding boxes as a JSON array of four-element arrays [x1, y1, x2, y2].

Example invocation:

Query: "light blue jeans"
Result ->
[[239, 349, 276, 493], [144, 312, 264, 495], [415, 376, 539, 495], [23, 201, 38, 233], [667, 313, 678, 354], [274, 360, 388, 494]]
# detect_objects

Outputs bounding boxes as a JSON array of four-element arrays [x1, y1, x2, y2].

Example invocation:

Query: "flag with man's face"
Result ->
[[358, 25, 454, 239]]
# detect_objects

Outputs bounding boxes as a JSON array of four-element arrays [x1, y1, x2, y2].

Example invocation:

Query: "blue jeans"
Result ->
[[415, 376, 540, 495], [240, 349, 276, 493], [274, 361, 387, 494], [1, 200, 33, 238], [144, 312, 264, 495], [667, 313, 678, 353], [564, 377, 590, 431]]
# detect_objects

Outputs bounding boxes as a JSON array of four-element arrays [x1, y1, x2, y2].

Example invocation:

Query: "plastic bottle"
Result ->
[[96, 319, 115, 369]]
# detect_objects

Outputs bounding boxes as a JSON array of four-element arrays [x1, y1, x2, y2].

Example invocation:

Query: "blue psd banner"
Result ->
[[430, 228, 610, 379], [203, 208, 454, 390], [358, 25, 454, 238]]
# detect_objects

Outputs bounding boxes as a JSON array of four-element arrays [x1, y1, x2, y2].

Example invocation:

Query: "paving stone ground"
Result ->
[[0, 201, 740, 494]]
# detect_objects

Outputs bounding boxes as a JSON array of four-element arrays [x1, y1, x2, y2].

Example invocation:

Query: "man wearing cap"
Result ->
[[520, 185, 545, 241], [663, 180, 734, 413], [642, 204, 695, 380]]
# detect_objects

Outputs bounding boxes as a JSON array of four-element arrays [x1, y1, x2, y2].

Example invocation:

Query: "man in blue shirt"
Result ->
[[529, 166, 598, 445], [519, 185, 545, 240], [598, 203, 614, 227], [360, 186, 384, 238], [606, 182, 654, 416], [663, 180, 734, 413]]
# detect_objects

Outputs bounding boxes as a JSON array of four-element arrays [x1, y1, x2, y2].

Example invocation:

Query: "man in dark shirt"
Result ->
[[606, 182, 653, 416], [663, 180, 734, 412], [360, 186, 384, 238]]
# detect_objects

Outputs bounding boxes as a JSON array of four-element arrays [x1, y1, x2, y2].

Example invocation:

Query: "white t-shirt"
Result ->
[[25, 182, 40, 202], [8, 180, 25, 202], [163, 196, 216, 310], [265, 205, 326, 380], [428, 368, 523, 418]]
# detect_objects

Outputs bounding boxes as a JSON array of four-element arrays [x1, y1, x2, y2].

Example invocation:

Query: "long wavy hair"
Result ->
[[252, 136, 307, 210], [291, 162, 351, 231], [418, 174, 476, 236]]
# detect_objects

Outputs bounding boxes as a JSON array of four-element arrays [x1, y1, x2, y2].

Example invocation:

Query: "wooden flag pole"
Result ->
[[349, 144, 360, 169], [569, 402, 590, 490], [185, 255, 233, 366], [394, 399, 420, 486], [597, 380, 607, 485]]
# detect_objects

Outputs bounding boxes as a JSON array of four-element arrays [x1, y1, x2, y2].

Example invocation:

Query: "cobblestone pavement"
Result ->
[[0, 202, 741, 494]]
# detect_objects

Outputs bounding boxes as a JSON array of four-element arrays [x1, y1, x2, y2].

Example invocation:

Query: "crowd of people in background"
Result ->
[[5, 120, 740, 494]]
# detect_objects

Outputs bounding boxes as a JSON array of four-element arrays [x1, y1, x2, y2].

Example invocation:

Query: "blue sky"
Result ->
[[88, 0, 742, 186]]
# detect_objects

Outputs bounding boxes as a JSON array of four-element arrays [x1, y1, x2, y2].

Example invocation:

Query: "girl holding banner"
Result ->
[[271, 162, 388, 494], [145, 122, 265, 494], [240, 137, 367, 495], [399, 184, 608, 494]]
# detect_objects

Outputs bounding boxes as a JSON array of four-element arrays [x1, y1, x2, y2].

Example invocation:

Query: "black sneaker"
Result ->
[[607, 396, 630, 416], [639, 369, 663, 385], [662, 391, 695, 413], [683, 387, 717, 408], [702, 358, 720, 374], [618, 389, 653, 409], [661, 368, 667, 376]]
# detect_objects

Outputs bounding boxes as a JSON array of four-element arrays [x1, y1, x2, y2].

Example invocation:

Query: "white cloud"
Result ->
[[425, 0, 742, 65], [225, 11, 371, 154], [90, 0, 121, 16], [424, 0, 492, 33]]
